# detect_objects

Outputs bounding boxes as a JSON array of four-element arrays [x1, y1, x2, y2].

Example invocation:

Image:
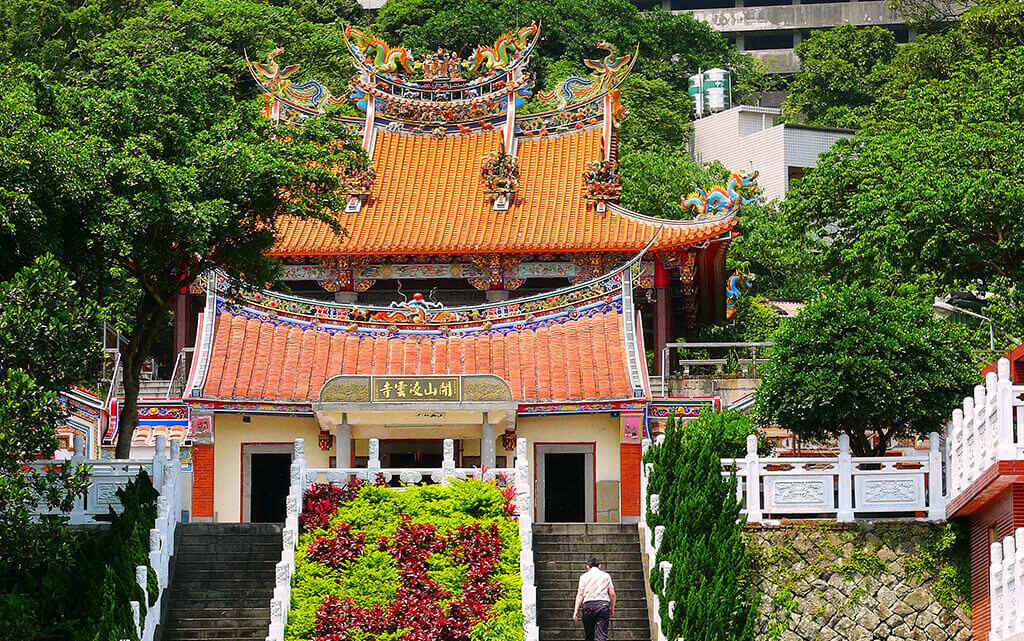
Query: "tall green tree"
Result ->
[[756, 286, 976, 456], [783, 25, 897, 128], [645, 412, 758, 641], [0, 1, 370, 457], [0, 255, 99, 572]]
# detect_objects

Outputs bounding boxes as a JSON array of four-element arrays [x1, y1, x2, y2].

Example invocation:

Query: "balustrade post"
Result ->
[[837, 434, 854, 522], [975, 385, 988, 469], [658, 561, 672, 593], [951, 409, 964, 496], [965, 395, 978, 480], [996, 359, 1017, 461], [441, 438, 457, 482], [654, 525, 665, 551], [293, 438, 306, 492], [367, 438, 381, 482], [169, 438, 181, 531], [70, 434, 87, 524], [992, 541, 1004, 641], [1015, 529, 1024, 635], [153, 435, 166, 489], [744, 434, 762, 523], [927, 432, 946, 520], [1003, 534, 1016, 640]]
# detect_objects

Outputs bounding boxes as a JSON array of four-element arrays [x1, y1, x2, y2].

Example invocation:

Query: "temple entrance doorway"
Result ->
[[379, 439, 451, 468], [243, 445, 293, 523], [535, 443, 595, 523]]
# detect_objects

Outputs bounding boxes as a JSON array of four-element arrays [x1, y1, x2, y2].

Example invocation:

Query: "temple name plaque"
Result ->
[[371, 376, 461, 402]]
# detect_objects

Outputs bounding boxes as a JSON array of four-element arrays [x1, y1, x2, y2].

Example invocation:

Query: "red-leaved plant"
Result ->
[[310, 515, 506, 641]]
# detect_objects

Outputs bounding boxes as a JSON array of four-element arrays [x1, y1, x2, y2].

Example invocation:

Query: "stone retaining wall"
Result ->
[[747, 522, 971, 641]]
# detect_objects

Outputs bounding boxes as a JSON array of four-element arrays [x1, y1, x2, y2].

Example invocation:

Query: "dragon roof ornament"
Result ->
[[536, 41, 637, 124], [681, 171, 759, 220]]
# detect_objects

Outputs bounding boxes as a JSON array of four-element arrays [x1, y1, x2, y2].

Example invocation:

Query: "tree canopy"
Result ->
[[755, 286, 977, 456], [0, 256, 98, 570]]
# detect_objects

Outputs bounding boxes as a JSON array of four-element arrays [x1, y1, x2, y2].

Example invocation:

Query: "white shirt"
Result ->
[[578, 567, 614, 603]]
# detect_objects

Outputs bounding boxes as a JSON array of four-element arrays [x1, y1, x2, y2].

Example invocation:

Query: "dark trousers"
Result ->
[[582, 600, 611, 641]]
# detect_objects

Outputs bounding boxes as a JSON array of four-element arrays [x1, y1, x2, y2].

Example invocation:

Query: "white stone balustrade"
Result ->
[[948, 358, 1024, 501], [990, 528, 1024, 641], [721, 432, 947, 523], [266, 437, 533, 641], [639, 437, 669, 641]]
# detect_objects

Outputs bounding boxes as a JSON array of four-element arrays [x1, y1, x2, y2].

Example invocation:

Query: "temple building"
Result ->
[[121, 25, 755, 524]]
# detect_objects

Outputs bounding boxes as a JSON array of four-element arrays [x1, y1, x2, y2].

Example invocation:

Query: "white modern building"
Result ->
[[666, 0, 912, 73], [691, 105, 854, 201]]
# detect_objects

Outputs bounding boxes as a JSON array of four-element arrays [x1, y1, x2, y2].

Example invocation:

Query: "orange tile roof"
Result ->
[[196, 305, 636, 404], [272, 127, 736, 256]]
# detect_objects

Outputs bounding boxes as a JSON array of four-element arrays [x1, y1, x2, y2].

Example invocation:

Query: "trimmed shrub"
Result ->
[[645, 411, 758, 641], [286, 478, 522, 641]]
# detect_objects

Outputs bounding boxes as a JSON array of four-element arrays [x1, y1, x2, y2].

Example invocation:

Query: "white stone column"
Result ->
[[481, 417, 496, 469], [335, 414, 352, 468]]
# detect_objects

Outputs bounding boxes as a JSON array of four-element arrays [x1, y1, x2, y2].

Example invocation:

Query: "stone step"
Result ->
[[534, 542, 642, 553], [535, 558, 643, 569], [167, 586, 274, 600], [168, 596, 274, 610], [164, 616, 270, 630], [161, 628, 268, 641], [178, 523, 283, 536], [540, 622, 651, 634], [175, 557, 278, 565], [535, 571, 647, 583], [539, 607, 649, 621], [176, 542, 283, 555], [534, 524, 640, 535], [166, 606, 270, 619], [536, 585, 647, 597], [535, 534, 640, 544]]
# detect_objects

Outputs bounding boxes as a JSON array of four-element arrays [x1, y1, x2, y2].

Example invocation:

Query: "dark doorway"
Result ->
[[250, 453, 291, 523], [383, 440, 446, 468], [544, 453, 586, 522]]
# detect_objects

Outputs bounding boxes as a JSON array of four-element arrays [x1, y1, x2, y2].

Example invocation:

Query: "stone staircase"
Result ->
[[161, 523, 280, 640], [534, 524, 652, 641]]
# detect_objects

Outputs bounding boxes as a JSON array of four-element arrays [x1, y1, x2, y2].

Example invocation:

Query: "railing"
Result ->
[[165, 347, 194, 399], [947, 358, 1024, 499], [990, 527, 1024, 641], [639, 436, 668, 641], [267, 437, 537, 641], [661, 342, 772, 381], [32, 434, 181, 641], [722, 433, 946, 522]]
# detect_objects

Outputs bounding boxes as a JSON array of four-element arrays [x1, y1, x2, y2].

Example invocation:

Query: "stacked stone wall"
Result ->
[[747, 522, 971, 641]]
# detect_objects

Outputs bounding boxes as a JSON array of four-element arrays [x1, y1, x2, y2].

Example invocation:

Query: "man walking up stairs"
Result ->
[[534, 524, 652, 641]]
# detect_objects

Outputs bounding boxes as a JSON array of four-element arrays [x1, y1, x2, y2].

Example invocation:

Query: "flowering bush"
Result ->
[[286, 479, 522, 641]]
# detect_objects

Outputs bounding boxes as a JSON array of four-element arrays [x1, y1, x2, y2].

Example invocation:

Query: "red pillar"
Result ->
[[620, 442, 642, 519], [653, 256, 671, 375], [192, 443, 215, 520]]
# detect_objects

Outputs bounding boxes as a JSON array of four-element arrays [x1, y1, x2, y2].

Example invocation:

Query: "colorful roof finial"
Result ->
[[246, 47, 346, 120]]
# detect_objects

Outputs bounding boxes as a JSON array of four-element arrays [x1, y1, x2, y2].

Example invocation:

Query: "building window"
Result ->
[[669, 0, 735, 9], [744, 0, 794, 6], [744, 32, 795, 50], [891, 27, 910, 43]]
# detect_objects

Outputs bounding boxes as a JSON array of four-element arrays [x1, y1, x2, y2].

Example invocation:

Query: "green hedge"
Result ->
[[644, 411, 759, 641], [0, 472, 158, 641], [286, 479, 523, 641]]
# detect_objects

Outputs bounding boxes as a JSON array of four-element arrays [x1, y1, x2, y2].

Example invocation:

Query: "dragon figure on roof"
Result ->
[[247, 47, 346, 115], [538, 41, 636, 110], [469, 22, 539, 72], [344, 24, 415, 74], [681, 171, 759, 220]]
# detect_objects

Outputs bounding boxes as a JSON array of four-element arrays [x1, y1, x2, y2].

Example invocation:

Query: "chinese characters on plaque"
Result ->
[[371, 376, 461, 402]]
